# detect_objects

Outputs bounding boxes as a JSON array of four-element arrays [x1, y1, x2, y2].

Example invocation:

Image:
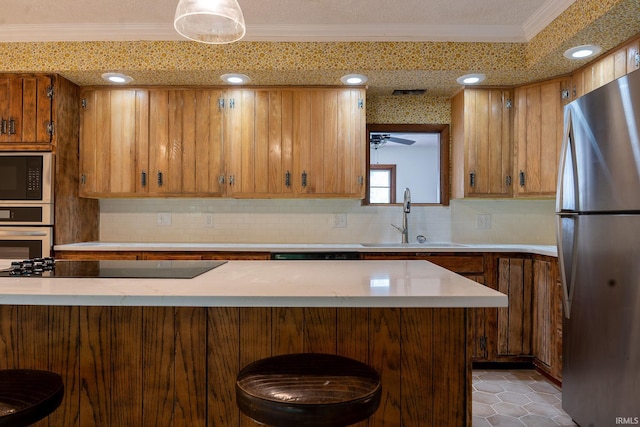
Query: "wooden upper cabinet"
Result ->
[[78, 86, 365, 199], [513, 78, 569, 197], [80, 89, 149, 196], [451, 88, 512, 198], [293, 88, 366, 198], [0, 75, 53, 145], [626, 38, 640, 74], [148, 89, 225, 196], [225, 88, 294, 197], [572, 35, 640, 99]]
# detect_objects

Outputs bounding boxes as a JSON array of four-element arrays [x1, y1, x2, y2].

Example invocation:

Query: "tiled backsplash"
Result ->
[[99, 198, 556, 245]]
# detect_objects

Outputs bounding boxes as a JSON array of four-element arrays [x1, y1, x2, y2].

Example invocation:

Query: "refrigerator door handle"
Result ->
[[557, 107, 579, 213], [556, 213, 578, 318]]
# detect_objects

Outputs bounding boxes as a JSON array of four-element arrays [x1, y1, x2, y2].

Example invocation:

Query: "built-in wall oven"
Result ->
[[0, 152, 53, 259]]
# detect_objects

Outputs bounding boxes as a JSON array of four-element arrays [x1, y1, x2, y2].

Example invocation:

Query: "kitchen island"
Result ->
[[0, 260, 506, 427]]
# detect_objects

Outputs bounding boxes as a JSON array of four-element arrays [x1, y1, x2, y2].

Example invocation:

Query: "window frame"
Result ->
[[365, 123, 450, 206], [370, 164, 397, 204]]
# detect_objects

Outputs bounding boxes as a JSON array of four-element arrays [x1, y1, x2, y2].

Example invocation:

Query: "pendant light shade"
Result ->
[[174, 0, 246, 44]]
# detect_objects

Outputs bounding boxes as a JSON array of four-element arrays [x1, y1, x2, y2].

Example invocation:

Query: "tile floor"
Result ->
[[472, 369, 578, 427]]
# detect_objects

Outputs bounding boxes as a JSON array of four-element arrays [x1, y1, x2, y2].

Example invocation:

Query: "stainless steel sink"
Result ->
[[360, 242, 467, 248]]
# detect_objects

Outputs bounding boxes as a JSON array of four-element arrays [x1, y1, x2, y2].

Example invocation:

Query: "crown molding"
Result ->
[[522, 0, 576, 41], [0, 22, 530, 43], [0, 23, 183, 42], [0, 0, 575, 45], [245, 24, 528, 42]]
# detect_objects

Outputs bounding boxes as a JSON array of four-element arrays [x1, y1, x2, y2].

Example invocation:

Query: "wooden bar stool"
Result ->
[[236, 353, 381, 427], [0, 369, 64, 427]]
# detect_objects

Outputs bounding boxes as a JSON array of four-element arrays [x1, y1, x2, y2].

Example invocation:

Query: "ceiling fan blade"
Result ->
[[387, 136, 415, 145]]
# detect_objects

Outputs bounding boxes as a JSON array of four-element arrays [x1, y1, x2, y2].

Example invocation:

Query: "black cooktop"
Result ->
[[1, 258, 227, 279]]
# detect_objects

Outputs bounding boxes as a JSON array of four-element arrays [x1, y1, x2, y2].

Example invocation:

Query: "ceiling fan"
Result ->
[[369, 133, 415, 150]]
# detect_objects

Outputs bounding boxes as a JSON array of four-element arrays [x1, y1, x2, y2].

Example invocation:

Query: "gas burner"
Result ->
[[9, 257, 55, 276]]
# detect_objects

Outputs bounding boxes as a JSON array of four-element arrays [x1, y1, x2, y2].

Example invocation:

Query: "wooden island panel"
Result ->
[[0, 305, 470, 427]]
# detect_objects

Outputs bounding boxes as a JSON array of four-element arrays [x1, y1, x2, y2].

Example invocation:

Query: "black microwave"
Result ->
[[0, 153, 53, 203]]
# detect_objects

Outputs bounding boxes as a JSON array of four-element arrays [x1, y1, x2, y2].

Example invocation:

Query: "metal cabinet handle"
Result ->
[[141, 171, 147, 187], [506, 175, 512, 186], [0, 230, 49, 237], [0, 119, 6, 135], [301, 171, 308, 187], [358, 175, 364, 185], [81, 174, 86, 185], [519, 171, 526, 187], [229, 175, 235, 185], [469, 172, 476, 188], [8, 119, 15, 135], [157, 171, 164, 187], [218, 175, 225, 185], [285, 171, 291, 187]]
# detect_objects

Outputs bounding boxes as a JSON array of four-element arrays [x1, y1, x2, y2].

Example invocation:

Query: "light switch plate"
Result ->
[[157, 212, 172, 226], [205, 213, 214, 228], [476, 214, 491, 229], [331, 214, 347, 228]]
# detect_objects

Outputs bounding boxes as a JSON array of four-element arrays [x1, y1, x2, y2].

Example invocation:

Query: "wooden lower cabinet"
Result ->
[[54, 250, 270, 260], [496, 256, 533, 358], [52, 250, 564, 381], [363, 252, 563, 381], [532, 256, 563, 381], [0, 305, 472, 427], [363, 252, 492, 361]]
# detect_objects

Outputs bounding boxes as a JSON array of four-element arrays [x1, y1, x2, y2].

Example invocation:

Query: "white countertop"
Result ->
[[0, 260, 507, 308], [54, 242, 558, 257]]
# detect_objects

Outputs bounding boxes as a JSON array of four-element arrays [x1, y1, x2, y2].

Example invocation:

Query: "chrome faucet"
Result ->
[[391, 188, 411, 243]]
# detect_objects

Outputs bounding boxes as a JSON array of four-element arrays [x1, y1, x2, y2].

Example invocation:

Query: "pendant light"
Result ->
[[174, 0, 246, 44]]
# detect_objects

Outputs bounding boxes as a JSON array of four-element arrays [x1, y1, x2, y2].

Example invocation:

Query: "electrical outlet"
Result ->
[[205, 213, 214, 228], [476, 214, 491, 230], [157, 212, 172, 226], [331, 214, 347, 228]]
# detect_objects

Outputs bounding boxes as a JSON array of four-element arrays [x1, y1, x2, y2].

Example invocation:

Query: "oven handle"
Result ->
[[0, 230, 50, 237]]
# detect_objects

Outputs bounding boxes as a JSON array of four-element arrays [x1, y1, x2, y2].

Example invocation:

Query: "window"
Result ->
[[367, 124, 450, 206], [370, 165, 396, 203]]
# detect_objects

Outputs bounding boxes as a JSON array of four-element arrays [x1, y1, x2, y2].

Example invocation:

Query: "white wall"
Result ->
[[370, 142, 440, 203], [99, 198, 556, 245]]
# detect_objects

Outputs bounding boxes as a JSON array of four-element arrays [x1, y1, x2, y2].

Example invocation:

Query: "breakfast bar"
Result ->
[[0, 260, 506, 427]]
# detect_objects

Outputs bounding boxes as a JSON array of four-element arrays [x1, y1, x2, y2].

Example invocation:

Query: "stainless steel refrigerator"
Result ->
[[557, 70, 640, 426]]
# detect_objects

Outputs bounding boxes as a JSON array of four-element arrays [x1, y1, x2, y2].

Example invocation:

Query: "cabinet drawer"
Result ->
[[424, 255, 484, 274], [362, 253, 484, 274]]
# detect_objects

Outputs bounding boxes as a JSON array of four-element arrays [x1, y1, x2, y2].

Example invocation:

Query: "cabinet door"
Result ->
[[532, 257, 563, 381], [466, 274, 490, 360], [626, 38, 639, 73], [0, 75, 52, 144], [80, 89, 149, 196], [496, 257, 533, 356], [452, 88, 512, 198], [532, 259, 553, 367], [293, 88, 365, 197], [148, 90, 224, 196], [0, 78, 21, 143], [225, 89, 294, 197], [513, 78, 568, 197], [191, 90, 225, 195]]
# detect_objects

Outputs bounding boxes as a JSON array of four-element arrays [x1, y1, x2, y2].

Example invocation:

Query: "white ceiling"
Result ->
[[0, 0, 574, 43]]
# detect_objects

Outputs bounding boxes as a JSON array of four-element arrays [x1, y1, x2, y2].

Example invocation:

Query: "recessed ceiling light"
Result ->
[[340, 74, 368, 85], [563, 45, 602, 60], [220, 73, 250, 84], [101, 72, 133, 84], [456, 74, 486, 85]]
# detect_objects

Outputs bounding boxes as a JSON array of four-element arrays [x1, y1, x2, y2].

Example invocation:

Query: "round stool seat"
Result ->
[[236, 353, 381, 427], [0, 369, 64, 427]]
